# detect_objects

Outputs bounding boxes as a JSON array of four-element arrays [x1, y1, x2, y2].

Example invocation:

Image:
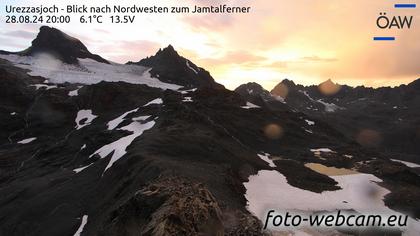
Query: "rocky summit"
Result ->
[[1, 26, 109, 64], [0, 27, 419, 236], [128, 45, 222, 89]]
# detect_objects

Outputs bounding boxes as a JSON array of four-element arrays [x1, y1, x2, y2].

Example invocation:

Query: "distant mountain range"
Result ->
[[236, 78, 420, 158], [0, 26, 419, 236]]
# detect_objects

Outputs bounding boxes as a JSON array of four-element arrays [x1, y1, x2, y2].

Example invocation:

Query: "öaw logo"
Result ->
[[374, 2, 416, 41]]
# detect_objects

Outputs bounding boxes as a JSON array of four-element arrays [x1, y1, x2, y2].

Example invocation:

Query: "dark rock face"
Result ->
[[21, 26, 109, 64], [129, 45, 222, 89], [235, 82, 273, 102], [235, 82, 290, 111]]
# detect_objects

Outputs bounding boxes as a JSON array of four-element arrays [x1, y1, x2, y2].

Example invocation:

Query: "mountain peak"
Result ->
[[280, 79, 296, 87], [154, 44, 180, 60], [129, 45, 222, 89], [235, 82, 266, 95], [319, 79, 336, 86], [22, 26, 108, 64], [408, 78, 420, 89], [163, 44, 176, 52], [318, 79, 341, 96]]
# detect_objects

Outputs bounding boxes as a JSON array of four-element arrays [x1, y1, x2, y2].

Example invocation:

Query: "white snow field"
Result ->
[[182, 97, 193, 102], [73, 163, 93, 174], [241, 102, 260, 109], [144, 98, 163, 106], [75, 110, 97, 130], [244, 169, 420, 235], [310, 148, 335, 157], [90, 114, 155, 173], [31, 84, 57, 90], [305, 119, 315, 126], [186, 60, 199, 74], [299, 90, 343, 112], [0, 54, 182, 90], [68, 86, 83, 96], [107, 108, 139, 130], [17, 137, 37, 144], [257, 153, 276, 168], [180, 88, 197, 94], [73, 215, 88, 236], [391, 159, 420, 168]]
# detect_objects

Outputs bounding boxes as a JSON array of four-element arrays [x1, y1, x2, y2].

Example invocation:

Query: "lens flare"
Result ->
[[318, 79, 341, 96], [271, 83, 289, 100], [356, 129, 382, 147], [264, 124, 284, 140]]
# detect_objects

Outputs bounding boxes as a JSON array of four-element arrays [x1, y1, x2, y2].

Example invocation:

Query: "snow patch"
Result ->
[[310, 148, 335, 158], [73, 163, 93, 173], [75, 110, 97, 130], [107, 108, 139, 130], [305, 119, 315, 126], [317, 99, 342, 112], [304, 128, 313, 134], [68, 86, 82, 96], [245, 171, 389, 216], [300, 90, 316, 102], [73, 215, 88, 236], [244, 170, 420, 235], [179, 88, 197, 94], [0, 54, 182, 90], [186, 60, 199, 74], [241, 102, 260, 109], [310, 148, 334, 153], [182, 97, 193, 102], [132, 115, 151, 121], [144, 98, 163, 106], [298, 90, 343, 112], [90, 116, 155, 173], [31, 84, 57, 90], [257, 153, 276, 167], [17, 137, 37, 144], [391, 159, 420, 168]]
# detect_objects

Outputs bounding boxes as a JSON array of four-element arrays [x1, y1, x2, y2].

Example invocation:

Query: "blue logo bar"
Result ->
[[394, 4, 416, 8], [373, 37, 396, 41]]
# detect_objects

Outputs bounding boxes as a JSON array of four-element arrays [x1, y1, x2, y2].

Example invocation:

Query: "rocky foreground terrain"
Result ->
[[0, 26, 419, 236]]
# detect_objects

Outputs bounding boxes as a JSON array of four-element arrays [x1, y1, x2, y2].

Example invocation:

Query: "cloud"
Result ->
[[267, 61, 288, 69], [300, 56, 338, 63], [182, 15, 233, 32], [0, 37, 27, 50], [97, 40, 161, 63], [216, 51, 267, 65], [3, 30, 36, 39]]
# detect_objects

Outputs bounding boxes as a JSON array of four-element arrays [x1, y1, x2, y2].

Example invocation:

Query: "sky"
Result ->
[[1, 0, 419, 90]]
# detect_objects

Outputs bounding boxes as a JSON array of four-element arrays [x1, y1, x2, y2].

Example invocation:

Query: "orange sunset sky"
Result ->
[[1, 0, 419, 90]]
